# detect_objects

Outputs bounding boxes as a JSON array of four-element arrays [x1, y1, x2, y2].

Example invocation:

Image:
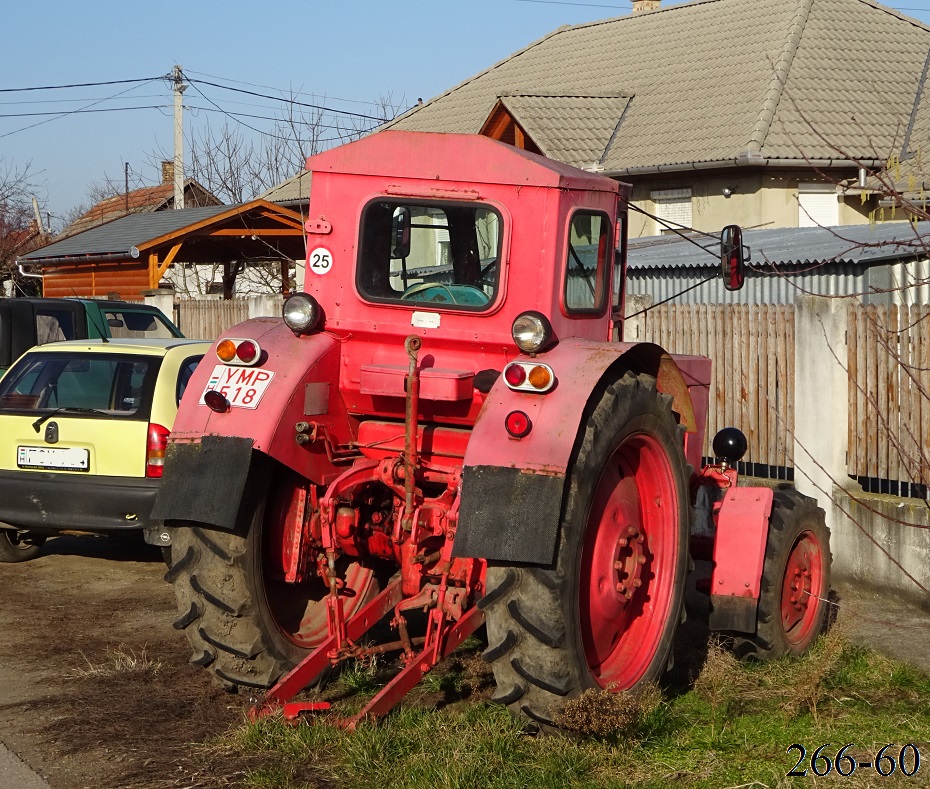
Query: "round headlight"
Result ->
[[283, 293, 322, 334], [511, 311, 553, 354]]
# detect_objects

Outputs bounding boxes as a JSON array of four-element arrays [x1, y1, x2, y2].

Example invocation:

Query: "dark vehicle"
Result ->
[[0, 298, 183, 375]]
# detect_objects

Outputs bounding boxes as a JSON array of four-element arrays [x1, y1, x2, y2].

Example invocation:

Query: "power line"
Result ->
[[186, 77, 388, 121], [184, 78, 380, 148], [0, 105, 165, 118], [0, 77, 166, 93], [0, 78, 163, 139], [514, 0, 630, 7], [186, 105, 368, 132], [184, 69, 390, 109], [0, 94, 167, 106]]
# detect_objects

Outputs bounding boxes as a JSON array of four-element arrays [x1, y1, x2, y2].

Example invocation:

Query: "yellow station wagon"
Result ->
[[0, 338, 211, 561]]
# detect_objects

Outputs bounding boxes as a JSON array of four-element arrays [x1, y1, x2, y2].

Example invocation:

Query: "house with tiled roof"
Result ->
[[61, 161, 221, 239], [387, 0, 930, 238]]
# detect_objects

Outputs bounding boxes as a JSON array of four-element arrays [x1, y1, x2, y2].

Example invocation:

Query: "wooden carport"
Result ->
[[18, 200, 307, 299]]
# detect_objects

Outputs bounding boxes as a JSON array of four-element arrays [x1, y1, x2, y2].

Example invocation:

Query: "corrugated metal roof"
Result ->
[[626, 263, 874, 304], [388, 0, 930, 172], [20, 206, 233, 261], [627, 221, 930, 270]]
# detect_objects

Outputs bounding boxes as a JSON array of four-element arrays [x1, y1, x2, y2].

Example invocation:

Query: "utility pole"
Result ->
[[31, 197, 45, 234], [172, 64, 187, 209]]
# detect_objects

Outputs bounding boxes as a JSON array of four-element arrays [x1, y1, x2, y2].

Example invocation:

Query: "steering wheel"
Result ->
[[401, 283, 489, 306]]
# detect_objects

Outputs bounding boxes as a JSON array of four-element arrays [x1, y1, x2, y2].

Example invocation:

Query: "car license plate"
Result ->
[[200, 365, 275, 409], [17, 445, 90, 471]]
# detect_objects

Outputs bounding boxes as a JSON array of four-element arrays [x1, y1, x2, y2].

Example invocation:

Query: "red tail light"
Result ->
[[146, 423, 171, 478]]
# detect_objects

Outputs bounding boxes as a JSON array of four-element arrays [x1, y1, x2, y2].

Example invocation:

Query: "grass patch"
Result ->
[[223, 632, 930, 789]]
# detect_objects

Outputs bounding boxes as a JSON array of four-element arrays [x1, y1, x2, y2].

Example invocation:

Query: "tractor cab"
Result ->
[[292, 131, 624, 358]]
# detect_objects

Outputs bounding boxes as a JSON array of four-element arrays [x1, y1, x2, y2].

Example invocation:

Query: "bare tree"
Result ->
[[0, 159, 47, 297]]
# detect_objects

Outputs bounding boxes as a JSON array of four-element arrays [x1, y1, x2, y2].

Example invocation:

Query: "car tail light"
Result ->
[[146, 423, 170, 478], [216, 338, 262, 366], [502, 362, 555, 393]]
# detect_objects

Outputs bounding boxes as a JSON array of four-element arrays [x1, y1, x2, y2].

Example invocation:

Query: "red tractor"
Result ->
[[153, 131, 831, 729]]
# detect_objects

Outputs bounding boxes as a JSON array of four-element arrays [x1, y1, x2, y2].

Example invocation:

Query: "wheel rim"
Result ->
[[5, 531, 40, 551], [780, 529, 825, 646], [579, 431, 681, 689], [261, 476, 378, 650]]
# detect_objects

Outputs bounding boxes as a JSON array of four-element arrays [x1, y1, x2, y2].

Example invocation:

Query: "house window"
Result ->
[[798, 183, 838, 227], [651, 188, 692, 234]]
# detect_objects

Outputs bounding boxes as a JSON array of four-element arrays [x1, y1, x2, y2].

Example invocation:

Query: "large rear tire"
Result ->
[[166, 466, 382, 691], [0, 529, 46, 563], [733, 489, 831, 660], [481, 372, 690, 726]]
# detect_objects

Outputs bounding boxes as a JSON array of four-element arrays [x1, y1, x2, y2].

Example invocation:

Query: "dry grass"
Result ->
[[555, 682, 663, 737], [693, 626, 850, 728], [69, 645, 162, 679]]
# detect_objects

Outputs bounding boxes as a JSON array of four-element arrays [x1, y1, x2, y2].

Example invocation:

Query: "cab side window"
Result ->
[[564, 211, 611, 314]]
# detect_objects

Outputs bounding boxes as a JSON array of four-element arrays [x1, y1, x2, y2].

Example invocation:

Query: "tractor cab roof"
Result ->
[[305, 131, 620, 195]]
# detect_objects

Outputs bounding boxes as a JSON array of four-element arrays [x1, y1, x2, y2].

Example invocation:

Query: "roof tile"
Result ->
[[389, 0, 930, 171]]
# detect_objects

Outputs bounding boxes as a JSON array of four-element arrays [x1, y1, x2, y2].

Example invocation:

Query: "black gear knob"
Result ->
[[712, 427, 748, 464]]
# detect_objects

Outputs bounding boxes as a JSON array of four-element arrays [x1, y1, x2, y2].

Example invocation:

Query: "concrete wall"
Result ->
[[793, 294, 930, 606], [828, 488, 930, 603]]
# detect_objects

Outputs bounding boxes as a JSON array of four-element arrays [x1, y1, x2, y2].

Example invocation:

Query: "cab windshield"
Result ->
[[357, 199, 502, 310]]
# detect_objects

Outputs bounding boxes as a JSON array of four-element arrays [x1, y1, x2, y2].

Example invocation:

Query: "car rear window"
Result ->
[[103, 310, 179, 339], [0, 353, 160, 418]]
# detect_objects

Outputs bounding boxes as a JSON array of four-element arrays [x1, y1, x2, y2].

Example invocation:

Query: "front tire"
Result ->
[[734, 489, 831, 660], [481, 372, 690, 726], [0, 529, 46, 563], [166, 467, 382, 691]]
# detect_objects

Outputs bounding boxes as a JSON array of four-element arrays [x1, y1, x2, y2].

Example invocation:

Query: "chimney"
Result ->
[[161, 160, 175, 185], [632, 0, 660, 11]]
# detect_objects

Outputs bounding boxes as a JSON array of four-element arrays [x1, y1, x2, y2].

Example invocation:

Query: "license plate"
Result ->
[[18, 445, 90, 471], [200, 365, 275, 410]]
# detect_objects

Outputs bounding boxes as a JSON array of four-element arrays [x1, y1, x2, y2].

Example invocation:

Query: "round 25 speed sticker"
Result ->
[[307, 246, 334, 276]]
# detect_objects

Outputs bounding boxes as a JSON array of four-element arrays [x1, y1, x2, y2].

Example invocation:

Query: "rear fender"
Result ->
[[453, 339, 705, 563], [168, 319, 349, 483], [154, 319, 348, 530], [708, 486, 775, 632]]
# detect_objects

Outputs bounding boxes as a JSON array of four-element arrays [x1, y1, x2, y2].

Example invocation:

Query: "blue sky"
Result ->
[[4, 0, 930, 227]]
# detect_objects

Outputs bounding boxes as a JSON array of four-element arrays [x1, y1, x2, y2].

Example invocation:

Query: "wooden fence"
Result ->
[[848, 304, 930, 494], [176, 299, 251, 340], [641, 302, 930, 493], [165, 296, 930, 493], [641, 304, 795, 474]]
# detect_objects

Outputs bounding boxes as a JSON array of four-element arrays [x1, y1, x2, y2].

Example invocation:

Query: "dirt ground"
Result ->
[[0, 534, 929, 789], [0, 534, 312, 789]]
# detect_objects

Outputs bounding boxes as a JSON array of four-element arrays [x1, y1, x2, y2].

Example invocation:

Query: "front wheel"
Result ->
[[481, 372, 690, 726], [734, 489, 831, 660], [0, 529, 46, 563], [166, 465, 383, 691]]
